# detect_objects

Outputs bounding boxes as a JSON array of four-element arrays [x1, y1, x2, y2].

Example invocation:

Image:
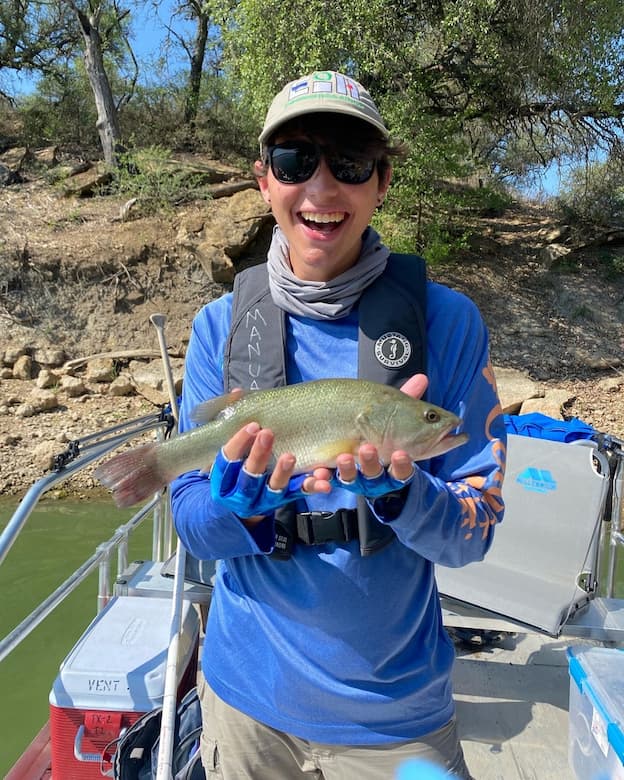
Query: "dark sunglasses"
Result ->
[[266, 140, 376, 185]]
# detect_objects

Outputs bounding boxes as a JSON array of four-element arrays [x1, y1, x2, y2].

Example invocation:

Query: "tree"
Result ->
[[1, 0, 136, 164], [0, 0, 80, 98], [63, 0, 122, 163], [224, 0, 624, 181]]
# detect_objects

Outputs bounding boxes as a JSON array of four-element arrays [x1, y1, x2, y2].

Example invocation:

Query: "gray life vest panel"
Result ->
[[223, 253, 427, 556]]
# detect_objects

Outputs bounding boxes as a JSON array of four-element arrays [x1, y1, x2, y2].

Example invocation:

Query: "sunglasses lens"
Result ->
[[328, 155, 376, 184], [268, 142, 376, 184], [269, 142, 319, 183]]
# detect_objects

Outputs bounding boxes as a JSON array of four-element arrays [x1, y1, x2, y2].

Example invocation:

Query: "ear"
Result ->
[[377, 165, 392, 204], [254, 161, 271, 204]]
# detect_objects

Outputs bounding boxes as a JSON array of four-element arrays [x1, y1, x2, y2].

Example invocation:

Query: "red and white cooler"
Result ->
[[49, 595, 200, 779]]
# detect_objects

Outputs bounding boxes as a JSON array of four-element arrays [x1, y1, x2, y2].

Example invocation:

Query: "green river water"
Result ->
[[0, 496, 151, 776]]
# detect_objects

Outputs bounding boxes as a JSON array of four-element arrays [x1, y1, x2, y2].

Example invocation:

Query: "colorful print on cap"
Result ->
[[287, 72, 361, 104]]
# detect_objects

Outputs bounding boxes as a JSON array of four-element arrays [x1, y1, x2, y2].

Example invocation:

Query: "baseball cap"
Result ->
[[259, 70, 389, 147]]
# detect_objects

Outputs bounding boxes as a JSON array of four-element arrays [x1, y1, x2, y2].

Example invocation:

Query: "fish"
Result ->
[[94, 378, 468, 508]]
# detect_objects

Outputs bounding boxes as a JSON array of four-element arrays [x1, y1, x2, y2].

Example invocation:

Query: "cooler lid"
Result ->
[[49, 596, 198, 712]]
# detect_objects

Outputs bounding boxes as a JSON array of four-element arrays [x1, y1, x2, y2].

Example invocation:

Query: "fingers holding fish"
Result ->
[[387, 450, 416, 483], [332, 443, 416, 498], [221, 421, 261, 464]]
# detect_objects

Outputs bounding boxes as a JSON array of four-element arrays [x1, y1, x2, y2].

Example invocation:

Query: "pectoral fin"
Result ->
[[312, 437, 361, 466]]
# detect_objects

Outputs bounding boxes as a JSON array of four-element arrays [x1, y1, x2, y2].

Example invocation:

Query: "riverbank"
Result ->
[[1, 161, 623, 498]]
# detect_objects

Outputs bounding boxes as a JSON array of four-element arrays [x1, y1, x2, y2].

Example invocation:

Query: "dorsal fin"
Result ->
[[190, 388, 245, 425]]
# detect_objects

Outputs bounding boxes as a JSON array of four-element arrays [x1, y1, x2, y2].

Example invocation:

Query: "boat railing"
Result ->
[[0, 408, 174, 665]]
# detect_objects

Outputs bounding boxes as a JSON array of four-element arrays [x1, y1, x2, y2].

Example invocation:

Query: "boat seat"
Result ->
[[438, 434, 614, 638], [115, 557, 215, 604]]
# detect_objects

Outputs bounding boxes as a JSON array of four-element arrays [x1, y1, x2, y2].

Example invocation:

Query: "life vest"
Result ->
[[223, 253, 427, 557]]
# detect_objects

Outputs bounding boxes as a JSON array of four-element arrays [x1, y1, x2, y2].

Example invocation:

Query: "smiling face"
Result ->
[[256, 114, 392, 282]]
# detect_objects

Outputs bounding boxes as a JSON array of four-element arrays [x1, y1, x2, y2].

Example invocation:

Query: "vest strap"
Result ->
[[296, 509, 359, 545], [271, 507, 359, 560]]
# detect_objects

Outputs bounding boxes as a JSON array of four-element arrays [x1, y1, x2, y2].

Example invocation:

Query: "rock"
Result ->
[[85, 357, 116, 383], [493, 366, 543, 414], [60, 375, 87, 397], [541, 243, 571, 266], [33, 347, 67, 367], [189, 188, 272, 283], [61, 164, 113, 198], [0, 162, 18, 186], [15, 403, 36, 418], [0, 146, 30, 171], [33, 440, 59, 471], [196, 244, 235, 283], [3, 346, 28, 366], [109, 375, 135, 396], [13, 354, 33, 380], [29, 388, 60, 412], [36, 369, 59, 389], [0, 367, 12, 379], [33, 146, 59, 167], [128, 358, 184, 398], [519, 389, 572, 419]]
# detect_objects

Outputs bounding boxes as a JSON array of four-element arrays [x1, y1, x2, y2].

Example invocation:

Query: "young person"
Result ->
[[171, 70, 506, 779]]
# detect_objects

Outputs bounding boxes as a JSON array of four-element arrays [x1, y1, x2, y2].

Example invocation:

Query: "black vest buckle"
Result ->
[[296, 509, 359, 545]]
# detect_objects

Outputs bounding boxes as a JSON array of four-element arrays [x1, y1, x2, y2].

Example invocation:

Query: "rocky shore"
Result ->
[[1, 149, 623, 503]]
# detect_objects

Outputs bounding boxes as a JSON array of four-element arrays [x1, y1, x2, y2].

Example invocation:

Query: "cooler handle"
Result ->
[[74, 724, 102, 763]]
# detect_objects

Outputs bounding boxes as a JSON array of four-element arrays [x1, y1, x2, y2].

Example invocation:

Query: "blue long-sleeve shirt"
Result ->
[[172, 279, 506, 745]]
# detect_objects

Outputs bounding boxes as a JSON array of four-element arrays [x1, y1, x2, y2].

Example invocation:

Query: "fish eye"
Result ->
[[424, 408, 440, 423]]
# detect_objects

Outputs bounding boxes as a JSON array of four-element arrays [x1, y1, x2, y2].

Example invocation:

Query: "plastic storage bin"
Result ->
[[568, 645, 624, 780]]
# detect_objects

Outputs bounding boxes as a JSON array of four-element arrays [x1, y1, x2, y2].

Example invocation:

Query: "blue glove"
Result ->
[[331, 463, 415, 499], [209, 448, 309, 517]]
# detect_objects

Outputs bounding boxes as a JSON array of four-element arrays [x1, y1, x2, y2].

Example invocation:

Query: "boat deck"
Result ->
[[453, 630, 589, 780], [9, 630, 589, 780]]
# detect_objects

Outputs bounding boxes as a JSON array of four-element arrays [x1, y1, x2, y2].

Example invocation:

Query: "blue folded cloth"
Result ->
[[504, 412, 596, 443]]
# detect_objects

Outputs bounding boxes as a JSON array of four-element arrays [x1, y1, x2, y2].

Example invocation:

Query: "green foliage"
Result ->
[[17, 69, 99, 150], [556, 159, 624, 228], [106, 146, 215, 214]]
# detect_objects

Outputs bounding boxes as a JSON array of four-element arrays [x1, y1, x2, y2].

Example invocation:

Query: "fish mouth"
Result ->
[[427, 426, 469, 458]]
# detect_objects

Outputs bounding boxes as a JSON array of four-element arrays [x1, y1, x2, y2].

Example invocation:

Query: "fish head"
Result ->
[[385, 397, 468, 461]]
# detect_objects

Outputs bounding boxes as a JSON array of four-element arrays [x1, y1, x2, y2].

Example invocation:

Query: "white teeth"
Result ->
[[300, 211, 345, 223]]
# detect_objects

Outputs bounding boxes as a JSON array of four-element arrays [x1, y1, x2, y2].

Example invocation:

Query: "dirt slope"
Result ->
[[1, 169, 623, 497]]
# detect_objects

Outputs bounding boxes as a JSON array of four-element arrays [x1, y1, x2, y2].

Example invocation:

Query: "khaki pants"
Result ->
[[198, 677, 474, 779]]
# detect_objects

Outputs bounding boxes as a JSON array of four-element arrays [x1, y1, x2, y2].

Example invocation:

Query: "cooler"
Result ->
[[49, 595, 199, 779], [567, 645, 624, 780]]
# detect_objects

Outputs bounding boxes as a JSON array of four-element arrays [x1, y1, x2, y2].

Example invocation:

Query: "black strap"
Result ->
[[271, 507, 359, 560], [296, 509, 359, 545]]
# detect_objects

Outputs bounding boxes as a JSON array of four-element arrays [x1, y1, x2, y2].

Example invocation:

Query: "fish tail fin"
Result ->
[[94, 442, 169, 508]]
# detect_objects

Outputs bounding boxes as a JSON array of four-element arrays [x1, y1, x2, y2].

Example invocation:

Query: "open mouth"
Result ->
[[299, 211, 347, 233]]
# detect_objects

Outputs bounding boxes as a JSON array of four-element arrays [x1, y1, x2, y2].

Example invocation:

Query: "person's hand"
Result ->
[[209, 422, 331, 523]]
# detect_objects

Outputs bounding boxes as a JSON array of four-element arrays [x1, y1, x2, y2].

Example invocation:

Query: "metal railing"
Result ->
[[1, 313, 187, 780], [0, 410, 174, 665]]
